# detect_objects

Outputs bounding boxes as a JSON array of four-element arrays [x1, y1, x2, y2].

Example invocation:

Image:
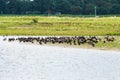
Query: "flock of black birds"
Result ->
[[3, 36, 115, 47]]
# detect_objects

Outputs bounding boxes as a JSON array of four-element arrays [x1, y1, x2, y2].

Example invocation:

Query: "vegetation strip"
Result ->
[[3, 36, 120, 50], [0, 16, 120, 36]]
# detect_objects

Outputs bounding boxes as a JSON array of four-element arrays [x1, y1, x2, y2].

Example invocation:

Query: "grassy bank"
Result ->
[[0, 16, 120, 36], [41, 36, 120, 51], [91, 36, 120, 51], [4, 36, 120, 51]]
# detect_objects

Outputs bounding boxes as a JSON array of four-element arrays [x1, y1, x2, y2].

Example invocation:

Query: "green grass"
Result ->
[[0, 15, 120, 50], [0, 16, 120, 36], [95, 36, 120, 50]]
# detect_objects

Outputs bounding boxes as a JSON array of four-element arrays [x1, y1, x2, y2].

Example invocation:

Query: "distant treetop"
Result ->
[[0, 0, 120, 14]]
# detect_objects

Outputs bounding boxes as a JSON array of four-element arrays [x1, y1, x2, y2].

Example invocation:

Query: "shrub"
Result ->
[[32, 18, 38, 23]]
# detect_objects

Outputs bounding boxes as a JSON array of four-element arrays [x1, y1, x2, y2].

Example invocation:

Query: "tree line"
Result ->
[[0, 0, 120, 15]]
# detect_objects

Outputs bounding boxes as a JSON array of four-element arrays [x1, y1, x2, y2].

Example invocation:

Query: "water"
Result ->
[[0, 36, 120, 80]]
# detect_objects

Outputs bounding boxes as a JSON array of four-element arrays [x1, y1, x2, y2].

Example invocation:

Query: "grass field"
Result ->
[[0, 16, 120, 36], [0, 15, 120, 50]]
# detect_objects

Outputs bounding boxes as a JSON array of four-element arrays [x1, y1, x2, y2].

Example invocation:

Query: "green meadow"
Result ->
[[0, 16, 120, 36]]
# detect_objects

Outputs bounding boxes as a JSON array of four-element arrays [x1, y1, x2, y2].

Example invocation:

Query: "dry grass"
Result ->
[[0, 16, 120, 36]]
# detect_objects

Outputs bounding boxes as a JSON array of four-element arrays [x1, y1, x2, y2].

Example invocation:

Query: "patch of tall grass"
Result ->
[[0, 16, 120, 36]]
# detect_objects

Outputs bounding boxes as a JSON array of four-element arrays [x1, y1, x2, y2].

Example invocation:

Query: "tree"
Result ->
[[0, 0, 120, 15], [55, 0, 71, 14]]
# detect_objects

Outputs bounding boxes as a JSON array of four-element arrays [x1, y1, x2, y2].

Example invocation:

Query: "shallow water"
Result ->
[[0, 36, 120, 80]]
